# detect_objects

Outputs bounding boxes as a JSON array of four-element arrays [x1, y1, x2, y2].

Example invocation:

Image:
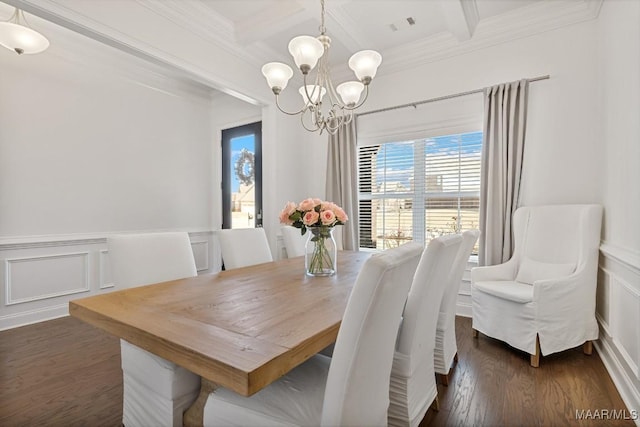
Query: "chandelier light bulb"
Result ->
[[299, 85, 326, 106], [336, 81, 365, 106], [348, 50, 382, 84], [288, 35, 324, 74], [261, 62, 293, 94], [0, 9, 49, 55]]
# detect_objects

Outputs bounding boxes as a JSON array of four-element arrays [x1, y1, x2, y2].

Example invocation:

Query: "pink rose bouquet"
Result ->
[[279, 198, 348, 276], [279, 198, 348, 235]]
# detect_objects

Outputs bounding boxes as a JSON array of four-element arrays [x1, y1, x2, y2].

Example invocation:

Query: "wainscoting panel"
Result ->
[[5, 252, 90, 305], [596, 244, 640, 425], [0, 230, 216, 330], [190, 240, 210, 272], [456, 260, 475, 318], [99, 249, 114, 289]]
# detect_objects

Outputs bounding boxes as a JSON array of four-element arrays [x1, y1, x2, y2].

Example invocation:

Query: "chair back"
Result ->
[[107, 232, 197, 288], [395, 234, 463, 375], [216, 228, 273, 269], [438, 230, 480, 330], [321, 243, 423, 427], [513, 204, 603, 268], [281, 226, 306, 258]]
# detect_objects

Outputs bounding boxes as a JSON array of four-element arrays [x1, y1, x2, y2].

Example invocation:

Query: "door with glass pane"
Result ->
[[221, 121, 262, 229]]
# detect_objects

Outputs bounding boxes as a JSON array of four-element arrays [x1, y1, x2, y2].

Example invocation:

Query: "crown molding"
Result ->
[[377, 0, 603, 77], [135, 0, 260, 68]]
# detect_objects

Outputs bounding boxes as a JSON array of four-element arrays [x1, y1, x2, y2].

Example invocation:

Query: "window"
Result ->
[[358, 131, 482, 253]]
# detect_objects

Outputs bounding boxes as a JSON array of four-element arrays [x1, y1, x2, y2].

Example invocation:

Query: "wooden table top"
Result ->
[[69, 251, 370, 396]]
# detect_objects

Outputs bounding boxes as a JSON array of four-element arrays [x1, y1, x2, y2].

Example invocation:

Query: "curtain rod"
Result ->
[[357, 74, 550, 118]]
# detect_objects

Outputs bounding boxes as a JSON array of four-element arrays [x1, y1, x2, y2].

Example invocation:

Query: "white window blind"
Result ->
[[358, 131, 482, 252]]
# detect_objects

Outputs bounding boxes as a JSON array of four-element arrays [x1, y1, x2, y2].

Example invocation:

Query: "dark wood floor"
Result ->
[[0, 316, 633, 427]]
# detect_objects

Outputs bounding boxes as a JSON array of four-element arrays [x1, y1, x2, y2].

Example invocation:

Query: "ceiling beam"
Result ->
[[440, 0, 479, 42], [234, 0, 312, 46]]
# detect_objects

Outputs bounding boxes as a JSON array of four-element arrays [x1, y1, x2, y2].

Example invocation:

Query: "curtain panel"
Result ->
[[479, 79, 529, 266], [326, 120, 359, 250]]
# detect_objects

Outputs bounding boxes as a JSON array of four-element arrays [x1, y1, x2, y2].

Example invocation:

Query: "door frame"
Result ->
[[221, 121, 263, 229]]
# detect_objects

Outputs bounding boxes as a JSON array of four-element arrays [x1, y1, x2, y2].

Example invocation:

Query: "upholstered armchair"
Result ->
[[471, 204, 603, 367]]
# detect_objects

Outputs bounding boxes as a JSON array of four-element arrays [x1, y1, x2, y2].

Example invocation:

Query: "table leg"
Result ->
[[183, 379, 217, 427]]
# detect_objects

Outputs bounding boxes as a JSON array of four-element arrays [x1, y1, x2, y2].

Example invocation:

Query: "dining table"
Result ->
[[69, 250, 370, 426]]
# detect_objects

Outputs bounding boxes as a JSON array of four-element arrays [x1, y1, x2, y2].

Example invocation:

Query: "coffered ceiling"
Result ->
[[1, 0, 603, 103]]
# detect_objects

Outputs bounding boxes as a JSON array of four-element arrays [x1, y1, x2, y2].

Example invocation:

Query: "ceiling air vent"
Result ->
[[389, 17, 416, 32]]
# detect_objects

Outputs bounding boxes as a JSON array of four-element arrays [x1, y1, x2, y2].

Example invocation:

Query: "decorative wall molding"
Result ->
[[5, 252, 90, 305], [601, 243, 640, 276], [190, 240, 210, 272], [596, 329, 640, 427], [99, 249, 114, 289], [597, 245, 640, 423], [0, 230, 216, 330]]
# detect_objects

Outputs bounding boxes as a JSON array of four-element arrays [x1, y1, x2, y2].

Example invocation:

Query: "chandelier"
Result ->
[[261, 0, 381, 135], [0, 8, 49, 55]]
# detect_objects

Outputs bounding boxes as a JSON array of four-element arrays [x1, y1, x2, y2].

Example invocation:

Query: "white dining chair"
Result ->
[[107, 232, 201, 427], [281, 225, 306, 258], [202, 242, 424, 426], [434, 229, 480, 386], [388, 234, 463, 427], [216, 228, 273, 269]]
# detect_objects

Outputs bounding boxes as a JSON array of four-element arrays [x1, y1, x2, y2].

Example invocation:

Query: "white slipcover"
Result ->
[[107, 232, 201, 427], [216, 228, 273, 269], [434, 230, 480, 379], [471, 204, 603, 357], [203, 243, 424, 427], [281, 225, 306, 258], [389, 235, 463, 427], [281, 225, 343, 259]]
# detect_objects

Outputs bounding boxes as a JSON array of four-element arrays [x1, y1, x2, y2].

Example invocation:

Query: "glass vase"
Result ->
[[305, 226, 337, 277]]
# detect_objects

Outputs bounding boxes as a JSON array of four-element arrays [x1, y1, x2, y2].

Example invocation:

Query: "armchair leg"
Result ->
[[454, 352, 459, 363], [583, 340, 593, 355], [430, 395, 440, 412], [530, 334, 540, 368], [438, 373, 449, 386], [472, 329, 479, 338]]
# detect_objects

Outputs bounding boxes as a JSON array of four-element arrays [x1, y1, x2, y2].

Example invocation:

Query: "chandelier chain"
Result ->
[[319, 0, 326, 35]]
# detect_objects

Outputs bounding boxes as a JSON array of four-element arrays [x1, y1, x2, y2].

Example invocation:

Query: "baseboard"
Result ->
[[456, 301, 472, 318], [0, 303, 68, 331], [595, 334, 640, 426]]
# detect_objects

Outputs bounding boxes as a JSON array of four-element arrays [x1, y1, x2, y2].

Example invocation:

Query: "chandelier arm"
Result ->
[[4, 8, 17, 23], [300, 109, 322, 132], [324, 71, 345, 109], [331, 103, 355, 131], [302, 72, 323, 108], [275, 95, 308, 116]]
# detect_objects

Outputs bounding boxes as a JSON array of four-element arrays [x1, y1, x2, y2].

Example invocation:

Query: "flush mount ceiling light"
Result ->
[[0, 8, 49, 55], [261, 0, 382, 135]]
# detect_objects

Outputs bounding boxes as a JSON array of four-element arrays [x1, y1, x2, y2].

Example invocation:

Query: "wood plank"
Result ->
[[1, 316, 634, 426], [69, 251, 370, 396]]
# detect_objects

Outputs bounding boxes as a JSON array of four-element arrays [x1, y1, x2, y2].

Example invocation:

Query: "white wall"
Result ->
[[0, 25, 217, 329], [595, 0, 640, 418], [308, 19, 602, 208], [0, 36, 215, 236]]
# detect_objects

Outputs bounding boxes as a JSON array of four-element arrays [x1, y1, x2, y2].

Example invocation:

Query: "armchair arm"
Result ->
[[471, 258, 518, 283], [532, 254, 598, 327]]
